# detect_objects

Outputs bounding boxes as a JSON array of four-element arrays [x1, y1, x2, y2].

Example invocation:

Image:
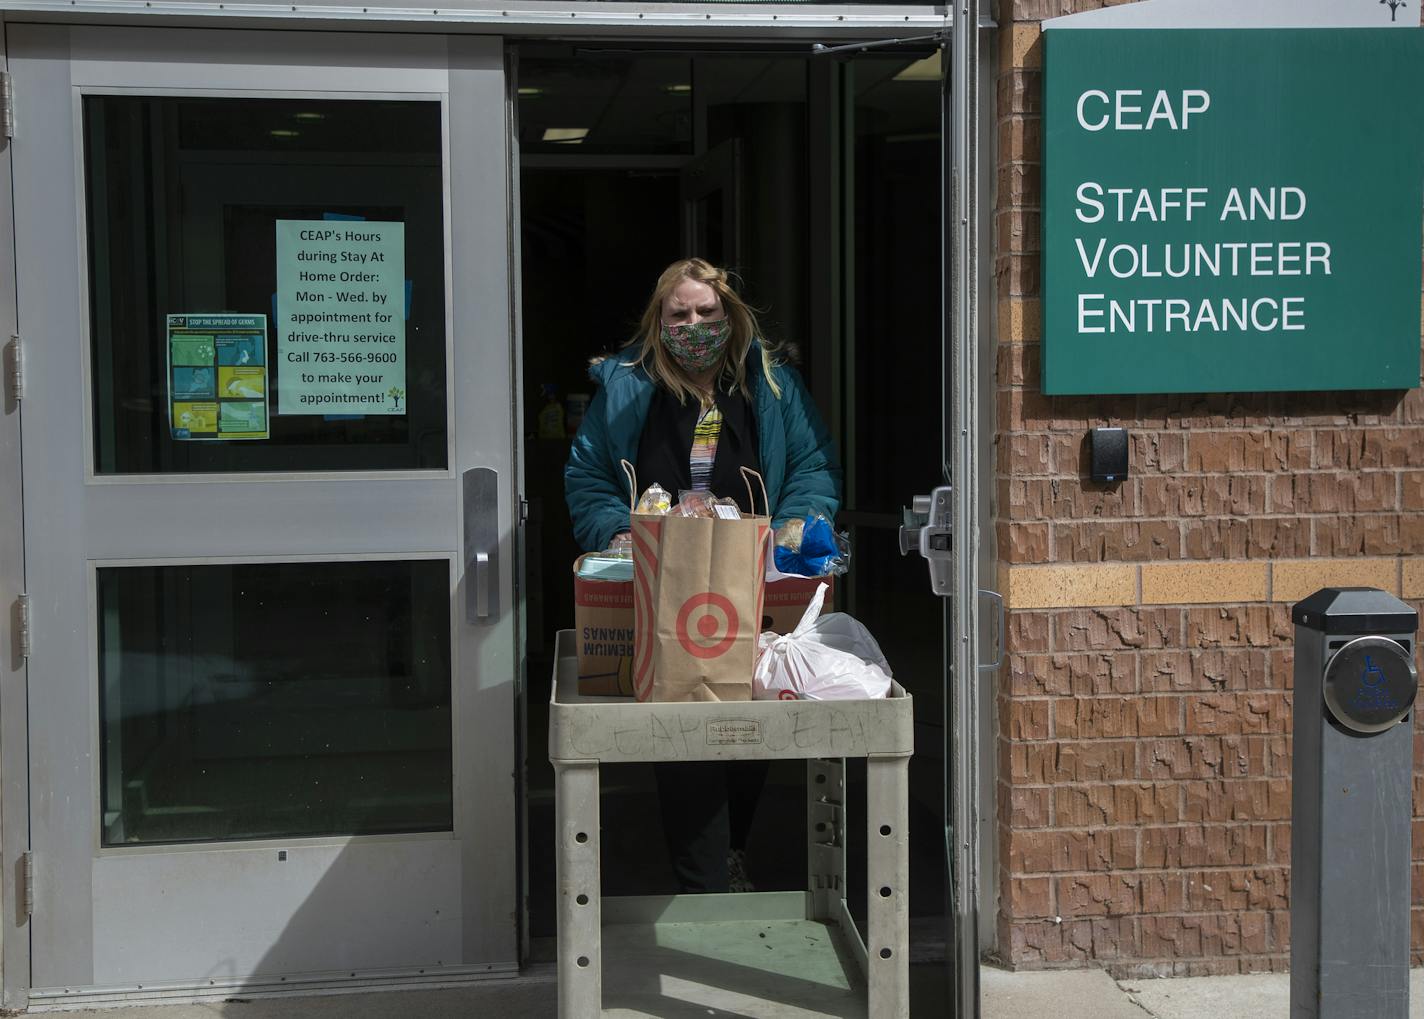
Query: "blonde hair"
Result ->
[[624, 258, 784, 405]]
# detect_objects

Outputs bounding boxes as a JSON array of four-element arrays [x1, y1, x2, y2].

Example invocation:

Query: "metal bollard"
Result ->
[[1290, 587, 1419, 1018]]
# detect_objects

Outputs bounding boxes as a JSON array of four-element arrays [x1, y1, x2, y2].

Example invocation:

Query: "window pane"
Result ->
[[85, 96, 447, 473], [98, 560, 453, 845]]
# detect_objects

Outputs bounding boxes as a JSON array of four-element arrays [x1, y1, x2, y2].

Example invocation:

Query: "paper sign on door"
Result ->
[[166, 314, 270, 441]]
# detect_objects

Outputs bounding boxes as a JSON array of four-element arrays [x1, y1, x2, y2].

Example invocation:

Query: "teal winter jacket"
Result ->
[[564, 346, 842, 552]]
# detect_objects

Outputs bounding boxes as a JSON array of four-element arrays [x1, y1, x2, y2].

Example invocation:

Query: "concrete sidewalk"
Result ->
[[49, 964, 1424, 1017]]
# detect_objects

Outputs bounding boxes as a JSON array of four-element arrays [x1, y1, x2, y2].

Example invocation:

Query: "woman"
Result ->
[[565, 257, 842, 893]]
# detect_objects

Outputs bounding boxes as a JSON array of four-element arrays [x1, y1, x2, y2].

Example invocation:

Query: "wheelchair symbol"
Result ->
[[1362, 655, 1386, 687]]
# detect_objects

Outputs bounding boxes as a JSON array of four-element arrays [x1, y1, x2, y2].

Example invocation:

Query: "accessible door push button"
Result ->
[[1290, 587, 1418, 1019], [1322, 635, 1418, 734]]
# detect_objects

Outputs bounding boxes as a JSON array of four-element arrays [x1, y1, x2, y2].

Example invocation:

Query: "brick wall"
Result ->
[[992, 0, 1424, 978]]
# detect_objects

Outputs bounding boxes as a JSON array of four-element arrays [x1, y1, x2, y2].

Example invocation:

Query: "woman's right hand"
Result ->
[[605, 531, 633, 557]]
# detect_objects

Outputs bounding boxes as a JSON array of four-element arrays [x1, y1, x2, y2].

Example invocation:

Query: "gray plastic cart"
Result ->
[[549, 629, 914, 1018]]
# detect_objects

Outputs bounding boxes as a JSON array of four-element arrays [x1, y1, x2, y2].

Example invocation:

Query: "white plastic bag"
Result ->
[[753, 583, 893, 701]]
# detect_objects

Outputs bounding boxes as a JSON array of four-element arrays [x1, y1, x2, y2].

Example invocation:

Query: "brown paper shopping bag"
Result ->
[[626, 462, 771, 702]]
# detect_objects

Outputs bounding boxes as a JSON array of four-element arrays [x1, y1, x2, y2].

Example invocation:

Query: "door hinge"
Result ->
[[0, 72, 13, 140], [20, 851, 33, 917], [5, 335, 22, 403], [15, 593, 30, 661]]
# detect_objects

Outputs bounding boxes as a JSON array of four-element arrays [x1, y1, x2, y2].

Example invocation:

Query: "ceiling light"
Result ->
[[269, 129, 301, 138], [663, 84, 692, 95], [293, 112, 326, 121], [893, 53, 942, 82], [518, 87, 546, 98], [541, 127, 589, 144]]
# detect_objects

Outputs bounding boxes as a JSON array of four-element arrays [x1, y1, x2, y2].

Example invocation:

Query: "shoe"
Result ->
[[727, 849, 755, 893]]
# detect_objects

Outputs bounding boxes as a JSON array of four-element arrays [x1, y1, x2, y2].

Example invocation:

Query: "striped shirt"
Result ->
[[689, 405, 723, 492]]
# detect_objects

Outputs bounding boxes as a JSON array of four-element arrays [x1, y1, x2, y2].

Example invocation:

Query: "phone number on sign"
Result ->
[[296, 352, 398, 364]]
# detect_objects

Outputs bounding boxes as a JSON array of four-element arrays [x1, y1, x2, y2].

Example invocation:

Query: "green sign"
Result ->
[[275, 219, 407, 414], [1042, 29, 1424, 394]]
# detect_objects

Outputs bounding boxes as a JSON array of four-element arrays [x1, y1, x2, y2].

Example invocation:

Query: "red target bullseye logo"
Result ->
[[676, 593, 740, 659]]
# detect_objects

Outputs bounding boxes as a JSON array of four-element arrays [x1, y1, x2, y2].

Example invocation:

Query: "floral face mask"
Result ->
[[661, 319, 731, 374]]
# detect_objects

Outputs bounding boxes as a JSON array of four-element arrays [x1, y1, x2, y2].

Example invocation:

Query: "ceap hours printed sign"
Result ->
[[1041, 29, 1424, 395]]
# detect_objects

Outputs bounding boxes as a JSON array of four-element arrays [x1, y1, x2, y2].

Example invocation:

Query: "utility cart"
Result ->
[[549, 629, 914, 1018]]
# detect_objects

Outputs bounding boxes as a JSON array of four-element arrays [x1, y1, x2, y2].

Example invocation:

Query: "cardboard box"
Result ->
[[761, 574, 833, 634], [573, 555, 831, 697], [573, 555, 636, 696]]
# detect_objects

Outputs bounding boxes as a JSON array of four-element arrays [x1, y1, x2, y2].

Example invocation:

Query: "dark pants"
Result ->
[[653, 760, 769, 893]]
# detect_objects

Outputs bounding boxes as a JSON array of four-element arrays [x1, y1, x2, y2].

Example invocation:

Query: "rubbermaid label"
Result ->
[[706, 719, 763, 746]]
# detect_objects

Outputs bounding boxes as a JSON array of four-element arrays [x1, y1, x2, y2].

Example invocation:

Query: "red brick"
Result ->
[[1138, 736, 1264, 782], [1404, 472, 1424, 512], [1007, 611, 1052, 653], [1186, 606, 1289, 649], [1313, 513, 1424, 556], [998, 116, 1042, 164], [1141, 913, 1272, 958], [1185, 869, 1289, 912], [1008, 698, 1051, 739], [1139, 649, 1271, 693], [1055, 783, 1180, 826], [1187, 433, 1276, 472], [1006, 433, 1053, 475], [1141, 476, 1267, 517], [996, 341, 1039, 385], [1009, 876, 1054, 917], [1053, 606, 1184, 651], [997, 70, 1043, 116], [1056, 874, 1140, 917], [1007, 785, 1052, 827], [997, 252, 1042, 297], [1028, 652, 1136, 696], [1140, 824, 1270, 869], [1056, 519, 1182, 562], [1182, 780, 1291, 822], [1132, 432, 1188, 473], [1182, 517, 1312, 559], [1053, 607, 1183, 651], [1051, 740, 1135, 783], [1005, 916, 1141, 966], [998, 519, 1051, 562], [1270, 472, 1397, 514], [997, 162, 1042, 207], [1010, 829, 1135, 874]]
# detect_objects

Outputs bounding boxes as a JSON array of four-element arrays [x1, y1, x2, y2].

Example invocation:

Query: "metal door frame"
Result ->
[[945, 2, 988, 1015], [4, 24, 520, 1008]]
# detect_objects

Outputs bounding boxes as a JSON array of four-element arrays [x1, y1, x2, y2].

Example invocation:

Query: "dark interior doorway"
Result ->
[[516, 40, 948, 965]]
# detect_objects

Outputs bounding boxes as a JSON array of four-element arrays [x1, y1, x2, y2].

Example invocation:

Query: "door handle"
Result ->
[[899, 485, 953, 596], [978, 589, 1004, 672], [473, 551, 491, 620], [463, 467, 499, 625]]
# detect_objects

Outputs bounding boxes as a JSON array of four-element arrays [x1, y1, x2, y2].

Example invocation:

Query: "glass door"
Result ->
[[11, 26, 518, 1001]]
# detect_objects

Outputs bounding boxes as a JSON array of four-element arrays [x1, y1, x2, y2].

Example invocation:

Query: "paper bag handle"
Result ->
[[620, 459, 638, 512], [624, 459, 767, 517], [740, 467, 770, 517]]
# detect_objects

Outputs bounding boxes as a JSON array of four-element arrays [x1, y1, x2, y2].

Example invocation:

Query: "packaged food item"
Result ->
[[711, 497, 742, 520], [636, 483, 673, 515], [773, 514, 851, 577], [774, 516, 806, 552], [677, 489, 717, 518]]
